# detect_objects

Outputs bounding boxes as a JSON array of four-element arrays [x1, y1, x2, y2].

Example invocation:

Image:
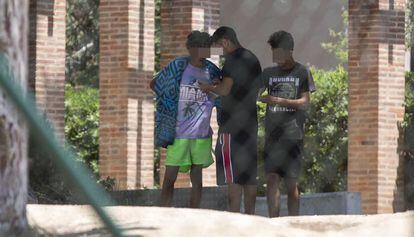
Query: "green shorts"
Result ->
[[166, 138, 213, 173]]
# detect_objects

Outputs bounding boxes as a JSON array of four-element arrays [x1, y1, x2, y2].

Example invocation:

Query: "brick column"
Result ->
[[348, 0, 406, 214], [160, 0, 220, 187], [99, 0, 155, 189], [29, 0, 66, 135]]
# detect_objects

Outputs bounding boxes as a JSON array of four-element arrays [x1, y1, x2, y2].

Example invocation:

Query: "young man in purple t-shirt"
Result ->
[[151, 31, 221, 208]]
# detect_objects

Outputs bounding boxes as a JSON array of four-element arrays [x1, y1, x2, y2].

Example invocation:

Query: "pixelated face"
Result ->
[[213, 39, 231, 55], [272, 47, 292, 66], [210, 47, 224, 56], [188, 47, 211, 59]]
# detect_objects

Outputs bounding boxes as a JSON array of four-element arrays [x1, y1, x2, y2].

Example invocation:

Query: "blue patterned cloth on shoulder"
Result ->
[[154, 57, 222, 148]]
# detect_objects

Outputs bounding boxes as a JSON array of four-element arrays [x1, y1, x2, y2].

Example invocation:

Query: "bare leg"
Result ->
[[228, 183, 242, 213], [190, 165, 203, 208], [266, 173, 281, 218], [160, 166, 179, 207], [285, 177, 299, 216], [243, 185, 257, 215]]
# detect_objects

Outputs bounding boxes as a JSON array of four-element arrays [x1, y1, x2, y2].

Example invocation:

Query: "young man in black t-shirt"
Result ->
[[199, 26, 262, 214], [259, 31, 314, 217]]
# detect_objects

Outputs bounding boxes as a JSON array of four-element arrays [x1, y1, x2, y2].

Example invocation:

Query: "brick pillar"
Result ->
[[99, 0, 155, 189], [29, 0, 66, 135], [160, 0, 220, 187], [348, 0, 406, 214]]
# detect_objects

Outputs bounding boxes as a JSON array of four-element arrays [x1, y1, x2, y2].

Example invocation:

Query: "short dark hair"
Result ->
[[267, 31, 294, 50], [211, 26, 240, 45], [186, 31, 211, 48]]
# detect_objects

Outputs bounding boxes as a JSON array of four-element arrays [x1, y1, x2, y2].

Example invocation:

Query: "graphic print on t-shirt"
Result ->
[[176, 64, 214, 139], [179, 79, 209, 122], [268, 76, 300, 113]]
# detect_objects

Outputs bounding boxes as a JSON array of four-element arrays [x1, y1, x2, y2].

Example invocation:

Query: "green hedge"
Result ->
[[65, 85, 99, 176], [403, 72, 414, 209], [301, 66, 348, 193]]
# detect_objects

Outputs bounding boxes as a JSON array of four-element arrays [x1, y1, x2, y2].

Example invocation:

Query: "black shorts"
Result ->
[[215, 131, 257, 185], [264, 139, 303, 178]]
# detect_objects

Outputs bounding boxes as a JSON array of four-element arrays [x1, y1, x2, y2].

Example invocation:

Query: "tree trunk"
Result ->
[[0, 0, 29, 234]]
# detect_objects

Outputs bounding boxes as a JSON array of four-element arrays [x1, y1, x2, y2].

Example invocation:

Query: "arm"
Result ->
[[149, 79, 156, 91], [259, 91, 310, 109], [199, 76, 233, 96]]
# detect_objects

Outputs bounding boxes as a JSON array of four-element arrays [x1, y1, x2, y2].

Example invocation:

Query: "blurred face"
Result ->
[[272, 47, 292, 68], [210, 46, 224, 56], [213, 39, 231, 55], [188, 47, 211, 60]]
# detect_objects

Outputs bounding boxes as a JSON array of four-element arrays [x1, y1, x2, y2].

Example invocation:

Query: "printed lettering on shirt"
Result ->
[[268, 76, 300, 113]]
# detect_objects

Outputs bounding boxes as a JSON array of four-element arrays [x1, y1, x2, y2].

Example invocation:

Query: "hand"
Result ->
[[212, 78, 221, 85], [259, 95, 281, 105], [199, 82, 212, 93], [259, 95, 273, 104]]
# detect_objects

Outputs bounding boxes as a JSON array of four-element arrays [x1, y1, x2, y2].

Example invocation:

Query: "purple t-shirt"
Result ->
[[175, 64, 214, 139]]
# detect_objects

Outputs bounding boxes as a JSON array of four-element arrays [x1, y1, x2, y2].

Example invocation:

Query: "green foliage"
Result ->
[[29, 117, 73, 203], [257, 98, 267, 195], [407, 0, 414, 48], [403, 71, 414, 208], [155, 0, 162, 73], [301, 66, 348, 193], [98, 177, 116, 191], [403, 72, 414, 127], [153, 0, 162, 187], [405, 1, 414, 206], [403, 72, 414, 156], [66, 0, 100, 87], [29, 84, 110, 203], [65, 85, 100, 176], [321, 10, 348, 66], [300, 6, 349, 193]]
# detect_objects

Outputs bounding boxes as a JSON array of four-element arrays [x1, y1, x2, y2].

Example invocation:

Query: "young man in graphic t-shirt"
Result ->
[[259, 31, 315, 217], [150, 31, 221, 208]]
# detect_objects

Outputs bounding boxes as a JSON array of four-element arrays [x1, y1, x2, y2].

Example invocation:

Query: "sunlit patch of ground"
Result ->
[[27, 205, 414, 237]]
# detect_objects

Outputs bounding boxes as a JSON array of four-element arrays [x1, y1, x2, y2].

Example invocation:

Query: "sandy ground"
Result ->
[[27, 205, 414, 237]]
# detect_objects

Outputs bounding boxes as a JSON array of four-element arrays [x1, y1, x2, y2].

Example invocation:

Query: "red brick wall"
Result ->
[[348, 0, 406, 214], [160, 0, 220, 188], [29, 0, 66, 136], [99, 0, 155, 189]]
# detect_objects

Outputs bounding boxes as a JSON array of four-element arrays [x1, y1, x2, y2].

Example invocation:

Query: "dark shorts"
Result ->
[[264, 139, 303, 178], [215, 131, 257, 185]]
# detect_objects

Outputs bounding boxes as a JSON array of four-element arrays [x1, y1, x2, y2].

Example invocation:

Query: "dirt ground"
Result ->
[[27, 205, 414, 237]]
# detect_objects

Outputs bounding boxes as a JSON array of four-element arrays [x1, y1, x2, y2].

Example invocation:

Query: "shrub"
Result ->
[[65, 85, 99, 176]]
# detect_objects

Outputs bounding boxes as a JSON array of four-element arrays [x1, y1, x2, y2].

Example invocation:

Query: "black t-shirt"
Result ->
[[261, 62, 311, 140], [219, 47, 262, 134]]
